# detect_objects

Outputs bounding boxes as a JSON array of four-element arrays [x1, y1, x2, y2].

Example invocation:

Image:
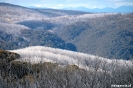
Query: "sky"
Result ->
[[0, 0, 133, 9]]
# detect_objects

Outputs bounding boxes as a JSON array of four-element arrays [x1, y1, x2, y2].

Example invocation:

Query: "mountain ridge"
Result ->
[[0, 46, 132, 87], [0, 2, 133, 88], [0, 3, 133, 60], [63, 6, 133, 13]]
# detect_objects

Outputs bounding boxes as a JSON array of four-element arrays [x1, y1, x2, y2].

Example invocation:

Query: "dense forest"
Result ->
[[0, 46, 133, 88], [0, 3, 133, 60], [0, 3, 133, 59], [0, 2, 133, 88], [58, 14, 133, 60]]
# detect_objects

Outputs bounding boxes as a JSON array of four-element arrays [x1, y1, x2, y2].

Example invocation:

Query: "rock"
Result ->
[[0, 50, 21, 78], [0, 50, 20, 62]]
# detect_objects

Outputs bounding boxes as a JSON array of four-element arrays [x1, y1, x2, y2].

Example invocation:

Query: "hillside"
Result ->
[[0, 46, 130, 88], [0, 3, 77, 51], [0, 3, 133, 60], [11, 46, 132, 70], [0, 46, 132, 88], [58, 13, 133, 60]]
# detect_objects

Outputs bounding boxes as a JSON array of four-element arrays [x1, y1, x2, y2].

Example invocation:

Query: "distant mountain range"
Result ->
[[29, 5, 133, 13], [0, 3, 133, 88], [63, 6, 133, 13], [0, 2, 133, 60]]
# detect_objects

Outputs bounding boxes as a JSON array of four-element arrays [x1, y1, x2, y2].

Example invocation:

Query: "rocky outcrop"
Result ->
[[0, 50, 31, 78], [0, 50, 20, 63], [0, 50, 20, 75]]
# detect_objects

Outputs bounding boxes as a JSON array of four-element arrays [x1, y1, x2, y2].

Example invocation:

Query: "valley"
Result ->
[[0, 2, 133, 88], [1, 3, 133, 60]]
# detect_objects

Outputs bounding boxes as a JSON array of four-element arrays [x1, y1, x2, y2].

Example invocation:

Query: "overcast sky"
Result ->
[[1, 0, 133, 9]]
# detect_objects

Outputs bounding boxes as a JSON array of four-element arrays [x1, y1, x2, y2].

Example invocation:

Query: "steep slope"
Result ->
[[58, 13, 133, 60], [0, 29, 76, 51], [0, 3, 133, 60], [0, 3, 77, 51]]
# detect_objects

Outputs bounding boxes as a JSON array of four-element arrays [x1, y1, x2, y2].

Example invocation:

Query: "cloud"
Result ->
[[34, 4, 43, 8], [0, 0, 133, 9], [106, 0, 133, 8]]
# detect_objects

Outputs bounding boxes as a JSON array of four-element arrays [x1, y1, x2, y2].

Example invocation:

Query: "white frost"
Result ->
[[11, 46, 133, 71]]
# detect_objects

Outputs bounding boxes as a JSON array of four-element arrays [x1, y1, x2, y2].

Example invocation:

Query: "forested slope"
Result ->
[[58, 13, 133, 60], [0, 3, 77, 51], [0, 46, 131, 88], [0, 2, 133, 60]]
